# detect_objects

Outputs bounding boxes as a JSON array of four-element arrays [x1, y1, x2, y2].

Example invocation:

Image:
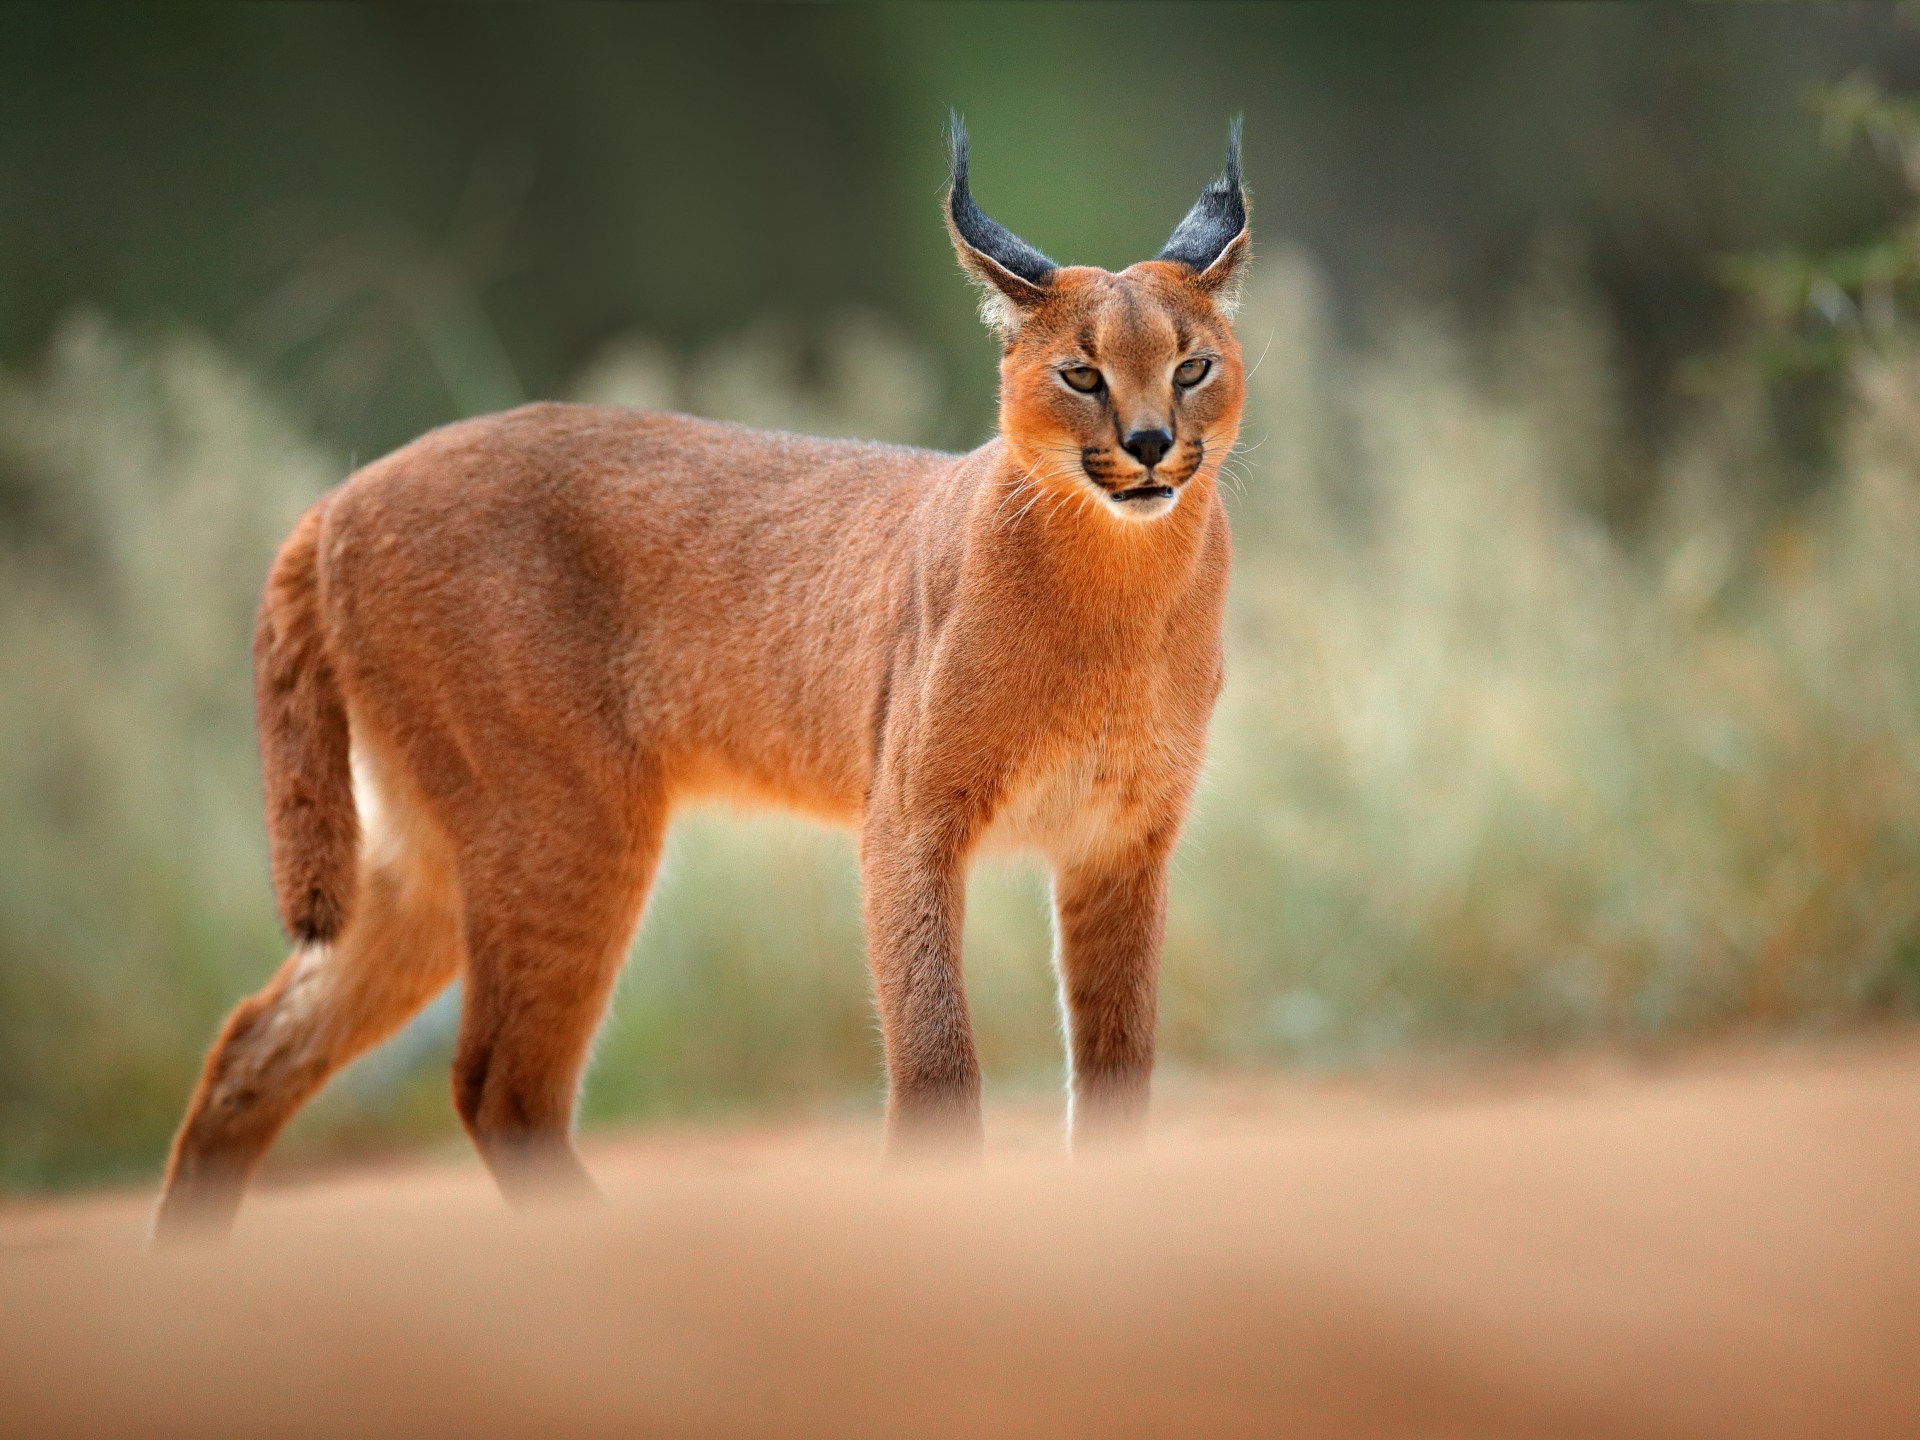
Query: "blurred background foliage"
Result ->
[[6, 3, 1920, 1190]]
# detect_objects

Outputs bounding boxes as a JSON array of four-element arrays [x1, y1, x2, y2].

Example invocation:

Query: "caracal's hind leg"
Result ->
[[154, 838, 463, 1243], [449, 785, 665, 1205]]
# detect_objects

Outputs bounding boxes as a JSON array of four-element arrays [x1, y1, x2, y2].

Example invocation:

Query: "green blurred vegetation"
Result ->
[[6, 5, 1920, 1191]]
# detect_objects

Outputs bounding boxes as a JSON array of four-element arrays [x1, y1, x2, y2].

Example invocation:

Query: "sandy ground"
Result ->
[[2, 1041, 1918, 1439]]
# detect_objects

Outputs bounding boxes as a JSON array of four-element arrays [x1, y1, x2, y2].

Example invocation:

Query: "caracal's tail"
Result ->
[[253, 500, 358, 944]]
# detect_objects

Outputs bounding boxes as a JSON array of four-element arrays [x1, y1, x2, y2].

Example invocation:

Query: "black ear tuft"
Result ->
[[1157, 117, 1249, 274], [947, 112, 1057, 287]]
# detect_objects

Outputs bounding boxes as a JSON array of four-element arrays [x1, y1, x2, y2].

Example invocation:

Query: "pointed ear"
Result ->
[[945, 113, 1056, 339], [1157, 118, 1252, 318]]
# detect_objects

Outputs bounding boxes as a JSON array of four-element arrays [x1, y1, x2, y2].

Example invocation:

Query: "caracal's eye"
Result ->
[[1060, 365, 1103, 394], [1174, 357, 1212, 388]]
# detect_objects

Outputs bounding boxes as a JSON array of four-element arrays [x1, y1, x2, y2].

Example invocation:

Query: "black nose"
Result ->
[[1122, 428, 1173, 470]]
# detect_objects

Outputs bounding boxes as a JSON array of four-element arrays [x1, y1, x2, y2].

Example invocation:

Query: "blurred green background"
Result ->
[[7, 3, 1920, 1192]]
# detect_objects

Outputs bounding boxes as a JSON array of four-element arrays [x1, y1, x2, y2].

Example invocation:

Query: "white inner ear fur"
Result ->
[[1198, 229, 1252, 320], [974, 284, 1025, 339], [958, 247, 1047, 340]]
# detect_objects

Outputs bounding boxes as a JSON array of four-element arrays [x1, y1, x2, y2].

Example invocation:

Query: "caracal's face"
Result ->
[[999, 263, 1245, 523]]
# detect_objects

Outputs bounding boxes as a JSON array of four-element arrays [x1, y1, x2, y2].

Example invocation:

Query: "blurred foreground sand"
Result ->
[[3, 1041, 1918, 1438]]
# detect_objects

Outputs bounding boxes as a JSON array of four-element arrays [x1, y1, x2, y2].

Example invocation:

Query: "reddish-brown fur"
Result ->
[[155, 140, 1250, 1240]]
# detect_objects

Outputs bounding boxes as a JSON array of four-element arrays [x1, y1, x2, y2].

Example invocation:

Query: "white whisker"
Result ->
[[1243, 328, 1277, 383]]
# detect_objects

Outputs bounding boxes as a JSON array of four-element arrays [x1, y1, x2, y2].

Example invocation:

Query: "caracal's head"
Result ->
[[946, 116, 1251, 524]]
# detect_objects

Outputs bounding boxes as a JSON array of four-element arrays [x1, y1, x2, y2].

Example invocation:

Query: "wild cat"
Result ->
[[155, 117, 1250, 1238]]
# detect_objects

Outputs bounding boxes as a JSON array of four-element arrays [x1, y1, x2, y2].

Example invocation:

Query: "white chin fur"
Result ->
[[1100, 488, 1179, 523]]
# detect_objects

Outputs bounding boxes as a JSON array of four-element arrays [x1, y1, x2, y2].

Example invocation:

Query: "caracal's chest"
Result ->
[[974, 663, 1195, 864]]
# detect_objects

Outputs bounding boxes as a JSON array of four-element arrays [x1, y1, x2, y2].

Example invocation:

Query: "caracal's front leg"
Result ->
[[1053, 841, 1172, 1148], [860, 805, 983, 1154]]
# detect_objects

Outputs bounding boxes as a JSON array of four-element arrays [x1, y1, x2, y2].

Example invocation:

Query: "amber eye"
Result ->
[[1174, 357, 1212, 388], [1060, 365, 1103, 394]]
